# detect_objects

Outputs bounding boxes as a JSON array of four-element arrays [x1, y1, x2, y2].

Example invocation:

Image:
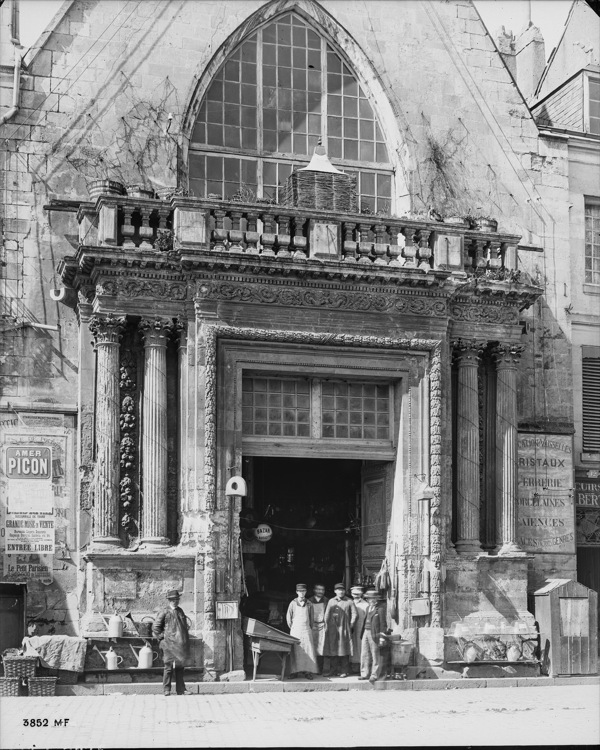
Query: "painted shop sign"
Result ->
[[517, 434, 575, 553], [576, 477, 600, 547]]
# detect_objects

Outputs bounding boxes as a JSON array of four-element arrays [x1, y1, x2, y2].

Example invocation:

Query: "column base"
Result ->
[[496, 541, 528, 557], [140, 536, 171, 547], [454, 539, 483, 556]]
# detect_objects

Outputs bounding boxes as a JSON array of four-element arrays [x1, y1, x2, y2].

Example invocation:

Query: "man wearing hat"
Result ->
[[359, 589, 383, 683], [322, 583, 357, 678], [153, 590, 192, 696], [286, 584, 318, 679], [349, 585, 369, 675]]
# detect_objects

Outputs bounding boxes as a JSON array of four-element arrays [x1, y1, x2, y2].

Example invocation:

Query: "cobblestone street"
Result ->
[[1, 683, 598, 748]]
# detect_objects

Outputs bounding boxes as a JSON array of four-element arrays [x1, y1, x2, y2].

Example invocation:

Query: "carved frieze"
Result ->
[[97, 278, 187, 300], [196, 280, 448, 316], [450, 303, 519, 326]]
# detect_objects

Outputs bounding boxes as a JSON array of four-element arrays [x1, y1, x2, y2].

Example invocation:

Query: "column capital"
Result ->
[[492, 343, 525, 368], [89, 314, 126, 345], [139, 317, 174, 346], [452, 338, 486, 364]]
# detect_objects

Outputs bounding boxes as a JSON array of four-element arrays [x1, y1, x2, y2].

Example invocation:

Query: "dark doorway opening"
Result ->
[[240, 457, 362, 629], [0, 583, 26, 655]]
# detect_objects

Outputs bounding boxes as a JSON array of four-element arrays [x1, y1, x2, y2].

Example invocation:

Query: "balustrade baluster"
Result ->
[[387, 222, 402, 267], [373, 222, 389, 265], [261, 212, 277, 257], [229, 210, 244, 252], [212, 209, 228, 252], [357, 222, 373, 264], [291, 216, 307, 260], [245, 212, 260, 254], [401, 227, 417, 267], [474, 239, 487, 270], [276, 214, 292, 258], [488, 240, 501, 270], [342, 222, 357, 262], [417, 228, 432, 270], [464, 238, 476, 272], [121, 207, 136, 249], [138, 209, 154, 250]]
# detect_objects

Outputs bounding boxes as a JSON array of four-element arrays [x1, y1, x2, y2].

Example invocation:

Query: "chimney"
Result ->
[[496, 26, 517, 80], [514, 22, 546, 101]]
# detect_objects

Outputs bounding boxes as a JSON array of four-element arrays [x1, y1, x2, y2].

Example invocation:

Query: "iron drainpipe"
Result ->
[[1, 43, 24, 127]]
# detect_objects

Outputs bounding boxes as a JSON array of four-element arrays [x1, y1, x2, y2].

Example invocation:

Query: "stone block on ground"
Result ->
[[219, 670, 246, 682]]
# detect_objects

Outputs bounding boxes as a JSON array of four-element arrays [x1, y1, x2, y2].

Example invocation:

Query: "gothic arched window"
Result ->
[[189, 12, 393, 213]]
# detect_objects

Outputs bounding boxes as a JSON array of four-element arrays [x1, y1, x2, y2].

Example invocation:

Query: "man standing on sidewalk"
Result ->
[[323, 583, 357, 678], [359, 589, 383, 683], [153, 590, 192, 696]]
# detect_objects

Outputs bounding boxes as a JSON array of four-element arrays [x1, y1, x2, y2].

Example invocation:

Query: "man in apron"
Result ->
[[153, 590, 192, 696], [286, 584, 318, 679], [309, 583, 328, 673], [349, 585, 368, 674]]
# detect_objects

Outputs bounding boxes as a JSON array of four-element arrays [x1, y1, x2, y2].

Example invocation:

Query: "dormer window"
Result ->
[[586, 74, 600, 135]]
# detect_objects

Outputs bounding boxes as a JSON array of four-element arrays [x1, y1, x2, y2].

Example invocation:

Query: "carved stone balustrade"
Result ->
[[74, 195, 523, 281]]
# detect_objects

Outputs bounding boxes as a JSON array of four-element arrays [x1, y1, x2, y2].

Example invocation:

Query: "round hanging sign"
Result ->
[[254, 524, 273, 542]]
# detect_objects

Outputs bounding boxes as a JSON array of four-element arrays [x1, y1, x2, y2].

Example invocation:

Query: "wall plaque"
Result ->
[[517, 434, 575, 553]]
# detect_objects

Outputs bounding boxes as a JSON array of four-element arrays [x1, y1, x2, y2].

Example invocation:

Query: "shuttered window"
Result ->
[[582, 357, 600, 452]]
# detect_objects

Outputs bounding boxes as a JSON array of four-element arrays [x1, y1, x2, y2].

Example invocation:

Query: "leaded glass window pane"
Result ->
[[189, 12, 392, 210], [585, 202, 600, 284]]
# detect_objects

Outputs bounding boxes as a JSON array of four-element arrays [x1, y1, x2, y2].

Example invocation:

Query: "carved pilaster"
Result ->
[[453, 339, 486, 555], [89, 314, 126, 545], [139, 317, 174, 545], [493, 343, 526, 557]]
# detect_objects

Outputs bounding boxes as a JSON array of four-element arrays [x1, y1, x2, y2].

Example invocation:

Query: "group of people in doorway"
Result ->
[[286, 582, 384, 682]]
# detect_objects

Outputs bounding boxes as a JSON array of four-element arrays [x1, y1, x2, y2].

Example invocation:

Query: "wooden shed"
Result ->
[[534, 579, 598, 677]]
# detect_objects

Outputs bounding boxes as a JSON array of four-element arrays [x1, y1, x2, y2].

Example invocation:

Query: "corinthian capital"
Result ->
[[492, 343, 525, 368], [139, 317, 174, 346], [89, 314, 126, 345], [452, 338, 486, 364]]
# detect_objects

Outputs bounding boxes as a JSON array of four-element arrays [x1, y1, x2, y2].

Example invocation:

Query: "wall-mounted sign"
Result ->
[[4, 517, 55, 554], [517, 434, 575, 553], [3, 553, 53, 584], [216, 601, 239, 620], [576, 476, 600, 547], [5, 446, 53, 514]]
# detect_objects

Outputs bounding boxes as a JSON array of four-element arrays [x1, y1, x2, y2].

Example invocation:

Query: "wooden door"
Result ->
[[0, 584, 26, 653], [556, 581, 598, 675], [361, 461, 393, 582]]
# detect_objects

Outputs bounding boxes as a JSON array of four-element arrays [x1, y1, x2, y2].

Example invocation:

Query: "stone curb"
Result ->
[[55, 674, 599, 696]]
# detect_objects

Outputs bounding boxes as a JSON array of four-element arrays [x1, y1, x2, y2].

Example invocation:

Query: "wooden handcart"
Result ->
[[243, 617, 300, 682]]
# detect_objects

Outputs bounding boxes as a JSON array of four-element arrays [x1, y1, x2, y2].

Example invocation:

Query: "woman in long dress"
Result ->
[[286, 583, 318, 679]]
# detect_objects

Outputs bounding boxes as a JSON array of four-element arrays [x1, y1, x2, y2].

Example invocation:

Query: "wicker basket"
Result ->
[[28, 677, 58, 697], [3, 655, 38, 680], [0, 678, 20, 696], [285, 170, 358, 212]]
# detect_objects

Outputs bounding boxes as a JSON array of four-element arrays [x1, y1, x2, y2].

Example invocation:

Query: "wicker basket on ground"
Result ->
[[2, 655, 38, 680], [28, 677, 58, 697], [0, 677, 20, 696]]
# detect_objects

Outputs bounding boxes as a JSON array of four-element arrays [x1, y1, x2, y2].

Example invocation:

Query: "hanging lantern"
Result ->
[[254, 524, 273, 542]]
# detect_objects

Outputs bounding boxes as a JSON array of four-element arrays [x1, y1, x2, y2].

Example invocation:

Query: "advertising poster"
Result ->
[[517, 434, 575, 553], [575, 476, 600, 547]]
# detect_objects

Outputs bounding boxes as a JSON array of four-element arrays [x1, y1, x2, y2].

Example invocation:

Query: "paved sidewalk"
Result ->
[[1, 683, 598, 748]]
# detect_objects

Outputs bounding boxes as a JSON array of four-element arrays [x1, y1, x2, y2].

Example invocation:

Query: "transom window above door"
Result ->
[[189, 12, 393, 213], [242, 375, 394, 443]]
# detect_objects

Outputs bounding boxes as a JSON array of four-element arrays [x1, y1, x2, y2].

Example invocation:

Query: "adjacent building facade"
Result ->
[[0, 0, 592, 676]]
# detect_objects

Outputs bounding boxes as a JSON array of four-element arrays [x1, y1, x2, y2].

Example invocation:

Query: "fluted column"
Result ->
[[454, 339, 485, 555], [89, 314, 126, 545], [493, 343, 526, 556], [139, 317, 173, 545]]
